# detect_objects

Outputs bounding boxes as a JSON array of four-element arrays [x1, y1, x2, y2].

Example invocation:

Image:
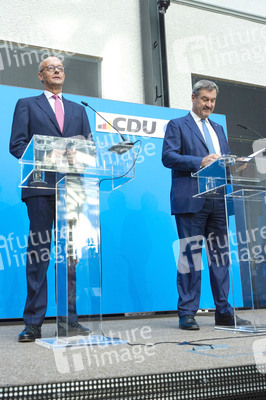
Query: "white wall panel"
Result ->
[[0, 0, 144, 103], [193, 0, 266, 17], [165, 3, 266, 109]]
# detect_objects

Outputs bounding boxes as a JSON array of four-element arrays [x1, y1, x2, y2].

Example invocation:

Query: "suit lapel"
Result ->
[[184, 113, 208, 150], [35, 93, 61, 134], [185, 113, 229, 154]]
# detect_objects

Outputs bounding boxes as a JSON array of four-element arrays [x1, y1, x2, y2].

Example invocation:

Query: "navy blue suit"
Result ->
[[162, 113, 233, 318], [10, 93, 92, 326]]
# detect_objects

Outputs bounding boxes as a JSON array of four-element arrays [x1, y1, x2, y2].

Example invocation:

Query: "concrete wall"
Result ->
[[165, 2, 266, 109], [0, 0, 264, 108], [0, 0, 144, 103], [194, 0, 266, 16]]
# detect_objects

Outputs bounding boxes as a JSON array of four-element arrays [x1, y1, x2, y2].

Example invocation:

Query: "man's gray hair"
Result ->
[[192, 80, 219, 97], [38, 55, 63, 72]]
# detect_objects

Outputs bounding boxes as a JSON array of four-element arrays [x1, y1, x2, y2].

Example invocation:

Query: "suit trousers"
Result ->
[[175, 198, 233, 318], [23, 196, 78, 326]]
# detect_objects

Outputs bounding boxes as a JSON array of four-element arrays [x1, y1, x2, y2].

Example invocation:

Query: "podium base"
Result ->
[[35, 335, 128, 349], [215, 324, 266, 334]]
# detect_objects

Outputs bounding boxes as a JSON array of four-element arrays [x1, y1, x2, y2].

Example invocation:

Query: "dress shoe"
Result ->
[[179, 315, 199, 330], [18, 324, 41, 342], [57, 321, 91, 336], [215, 313, 251, 326]]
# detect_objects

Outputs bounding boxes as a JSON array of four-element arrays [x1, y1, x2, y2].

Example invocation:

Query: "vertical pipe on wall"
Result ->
[[158, 10, 170, 107], [139, 0, 170, 107]]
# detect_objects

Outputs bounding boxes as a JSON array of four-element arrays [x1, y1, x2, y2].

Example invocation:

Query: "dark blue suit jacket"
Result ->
[[162, 112, 230, 214], [10, 93, 92, 200]]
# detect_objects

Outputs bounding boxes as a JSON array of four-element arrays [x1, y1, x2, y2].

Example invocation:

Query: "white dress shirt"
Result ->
[[190, 110, 221, 155], [44, 90, 65, 114]]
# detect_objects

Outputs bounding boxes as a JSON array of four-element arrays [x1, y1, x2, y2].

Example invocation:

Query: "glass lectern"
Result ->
[[19, 135, 135, 348], [192, 152, 266, 333]]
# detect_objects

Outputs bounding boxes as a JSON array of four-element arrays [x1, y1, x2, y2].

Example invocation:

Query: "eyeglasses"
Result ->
[[40, 65, 65, 73]]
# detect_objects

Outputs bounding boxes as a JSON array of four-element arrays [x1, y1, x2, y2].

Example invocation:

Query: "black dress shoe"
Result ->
[[179, 315, 199, 330], [57, 321, 91, 336], [18, 324, 41, 342], [215, 314, 251, 326]]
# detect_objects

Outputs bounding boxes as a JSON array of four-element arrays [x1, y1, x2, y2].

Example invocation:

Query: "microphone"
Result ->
[[81, 101, 134, 154], [237, 123, 265, 140]]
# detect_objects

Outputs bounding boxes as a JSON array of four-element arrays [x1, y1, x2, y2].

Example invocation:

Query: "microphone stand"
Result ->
[[237, 123, 265, 140], [81, 101, 135, 155]]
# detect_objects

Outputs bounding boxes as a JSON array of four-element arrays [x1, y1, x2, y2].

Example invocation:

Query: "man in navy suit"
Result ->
[[162, 80, 250, 330], [10, 56, 93, 341]]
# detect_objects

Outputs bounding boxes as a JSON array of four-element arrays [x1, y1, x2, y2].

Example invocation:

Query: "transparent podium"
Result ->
[[19, 134, 135, 348], [192, 153, 266, 333]]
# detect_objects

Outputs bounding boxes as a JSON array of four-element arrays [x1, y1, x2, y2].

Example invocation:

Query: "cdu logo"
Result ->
[[112, 117, 156, 135], [96, 112, 168, 139]]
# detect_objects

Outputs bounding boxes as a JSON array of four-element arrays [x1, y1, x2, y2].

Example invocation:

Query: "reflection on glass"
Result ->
[[19, 133, 135, 348], [56, 176, 101, 344], [193, 155, 266, 332], [20, 134, 135, 192]]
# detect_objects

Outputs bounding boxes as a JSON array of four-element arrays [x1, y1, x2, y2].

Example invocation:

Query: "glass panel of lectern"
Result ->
[[19, 135, 135, 348], [192, 153, 266, 333]]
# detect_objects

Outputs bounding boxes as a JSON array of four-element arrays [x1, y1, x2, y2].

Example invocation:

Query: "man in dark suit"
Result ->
[[162, 80, 250, 330], [10, 56, 93, 341]]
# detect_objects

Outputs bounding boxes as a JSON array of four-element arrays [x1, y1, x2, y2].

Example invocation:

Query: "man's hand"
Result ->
[[235, 157, 248, 172], [67, 149, 77, 165], [201, 154, 220, 168], [47, 149, 65, 164]]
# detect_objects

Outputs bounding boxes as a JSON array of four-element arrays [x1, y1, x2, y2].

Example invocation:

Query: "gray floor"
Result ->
[[1, 311, 265, 387]]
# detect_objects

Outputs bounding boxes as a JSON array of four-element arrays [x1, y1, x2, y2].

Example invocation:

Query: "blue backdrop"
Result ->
[[0, 85, 242, 318]]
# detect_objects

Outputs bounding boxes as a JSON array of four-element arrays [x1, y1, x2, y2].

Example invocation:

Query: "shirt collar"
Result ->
[[44, 90, 63, 100], [190, 110, 209, 124]]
